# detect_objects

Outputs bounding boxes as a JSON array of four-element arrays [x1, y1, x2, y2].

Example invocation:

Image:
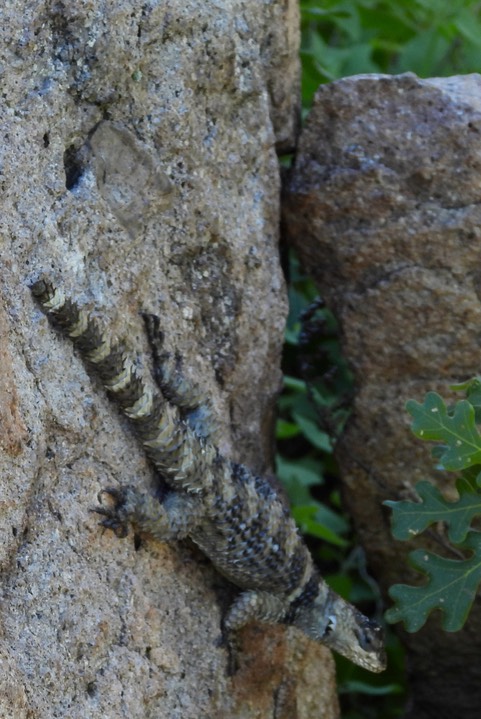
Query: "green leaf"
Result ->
[[284, 327, 300, 346], [292, 411, 333, 452], [385, 480, 481, 544], [454, 8, 481, 47], [406, 392, 481, 470], [276, 455, 324, 506], [385, 533, 481, 632], [276, 419, 300, 440], [293, 504, 348, 547], [452, 377, 481, 424], [395, 27, 450, 75], [276, 455, 322, 489], [450, 376, 481, 395]]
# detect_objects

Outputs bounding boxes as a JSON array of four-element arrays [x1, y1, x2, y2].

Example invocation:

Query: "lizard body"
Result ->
[[31, 277, 386, 673]]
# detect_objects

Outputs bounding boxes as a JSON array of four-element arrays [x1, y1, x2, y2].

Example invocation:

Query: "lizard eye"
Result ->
[[355, 619, 383, 651]]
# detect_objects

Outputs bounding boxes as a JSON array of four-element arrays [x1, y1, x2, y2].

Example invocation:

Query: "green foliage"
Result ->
[[386, 381, 481, 633], [301, 0, 481, 108], [277, 253, 352, 550], [407, 392, 481, 471], [386, 534, 481, 632], [387, 480, 481, 545], [295, 2, 481, 715]]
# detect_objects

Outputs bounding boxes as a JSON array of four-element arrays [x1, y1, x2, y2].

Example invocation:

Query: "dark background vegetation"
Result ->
[[279, 2, 481, 716]]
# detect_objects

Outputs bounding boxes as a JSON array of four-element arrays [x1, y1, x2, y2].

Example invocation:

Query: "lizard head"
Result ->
[[293, 589, 386, 673]]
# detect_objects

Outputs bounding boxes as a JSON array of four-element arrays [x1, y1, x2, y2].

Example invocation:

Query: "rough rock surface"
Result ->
[[0, 2, 339, 718], [283, 72, 481, 719]]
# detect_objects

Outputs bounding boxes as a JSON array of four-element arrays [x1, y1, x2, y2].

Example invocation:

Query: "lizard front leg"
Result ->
[[224, 590, 289, 632], [94, 486, 201, 541], [222, 590, 289, 673]]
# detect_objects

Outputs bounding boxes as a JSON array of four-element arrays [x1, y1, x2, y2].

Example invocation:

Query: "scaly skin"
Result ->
[[31, 276, 386, 673]]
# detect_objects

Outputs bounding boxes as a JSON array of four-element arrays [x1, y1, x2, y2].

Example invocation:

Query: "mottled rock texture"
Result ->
[[283, 72, 481, 719], [0, 2, 339, 718]]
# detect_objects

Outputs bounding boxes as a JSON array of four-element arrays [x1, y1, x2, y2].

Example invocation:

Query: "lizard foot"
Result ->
[[91, 486, 137, 538]]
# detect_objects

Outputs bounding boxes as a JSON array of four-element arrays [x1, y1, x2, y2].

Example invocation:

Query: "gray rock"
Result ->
[[284, 71, 481, 719], [88, 120, 175, 236], [0, 2, 339, 718]]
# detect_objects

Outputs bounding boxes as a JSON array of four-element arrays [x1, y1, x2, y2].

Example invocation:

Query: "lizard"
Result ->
[[31, 276, 386, 673]]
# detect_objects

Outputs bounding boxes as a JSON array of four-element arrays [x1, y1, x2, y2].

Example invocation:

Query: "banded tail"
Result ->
[[31, 278, 215, 492]]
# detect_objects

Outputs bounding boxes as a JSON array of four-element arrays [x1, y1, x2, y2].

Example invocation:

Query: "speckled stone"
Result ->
[[284, 71, 481, 719], [0, 2, 338, 718]]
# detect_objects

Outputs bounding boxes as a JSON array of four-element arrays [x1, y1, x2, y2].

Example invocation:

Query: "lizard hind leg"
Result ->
[[141, 312, 218, 442]]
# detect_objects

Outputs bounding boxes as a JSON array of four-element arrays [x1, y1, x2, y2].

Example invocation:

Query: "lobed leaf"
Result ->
[[385, 480, 481, 544], [406, 392, 481, 471], [385, 533, 481, 632], [451, 376, 481, 424]]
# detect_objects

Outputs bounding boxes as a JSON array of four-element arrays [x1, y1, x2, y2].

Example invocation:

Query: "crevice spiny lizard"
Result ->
[[31, 276, 386, 673]]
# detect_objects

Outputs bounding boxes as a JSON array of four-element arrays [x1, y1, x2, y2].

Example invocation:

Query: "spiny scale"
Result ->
[[31, 275, 386, 673]]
